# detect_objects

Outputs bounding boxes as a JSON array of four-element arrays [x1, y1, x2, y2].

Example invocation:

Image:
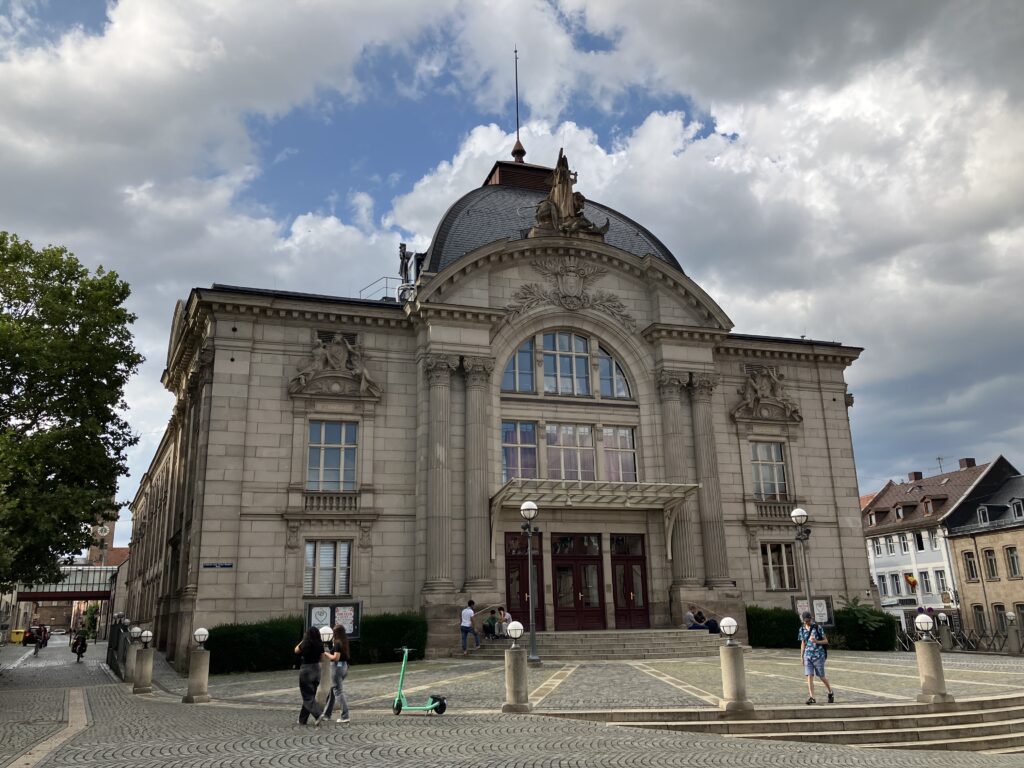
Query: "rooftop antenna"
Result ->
[[936, 456, 944, 473], [511, 46, 526, 163]]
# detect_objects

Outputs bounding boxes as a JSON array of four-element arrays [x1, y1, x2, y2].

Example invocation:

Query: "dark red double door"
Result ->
[[611, 534, 650, 629], [504, 532, 545, 631], [552, 533, 606, 630]]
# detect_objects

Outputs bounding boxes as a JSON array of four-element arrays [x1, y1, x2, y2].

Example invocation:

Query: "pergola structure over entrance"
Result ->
[[489, 478, 700, 560]]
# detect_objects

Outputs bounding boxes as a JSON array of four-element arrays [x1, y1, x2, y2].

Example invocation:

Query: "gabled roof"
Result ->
[[859, 490, 879, 511], [944, 457, 1024, 536], [862, 463, 989, 535]]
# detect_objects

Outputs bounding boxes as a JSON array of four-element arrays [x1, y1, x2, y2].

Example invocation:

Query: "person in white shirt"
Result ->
[[460, 600, 481, 655], [497, 607, 512, 638]]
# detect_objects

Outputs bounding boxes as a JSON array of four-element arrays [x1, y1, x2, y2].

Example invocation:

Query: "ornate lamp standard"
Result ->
[[519, 501, 541, 665], [790, 508, 813, 619]]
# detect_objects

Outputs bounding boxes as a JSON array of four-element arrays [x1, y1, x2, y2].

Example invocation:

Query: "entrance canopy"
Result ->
[[489, 478, 700, 560]]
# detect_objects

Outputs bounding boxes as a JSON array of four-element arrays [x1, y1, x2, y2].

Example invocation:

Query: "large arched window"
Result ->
[[542, 331, 590, 396], [500, 331, 634, 400], [501, 337, 534, 393]]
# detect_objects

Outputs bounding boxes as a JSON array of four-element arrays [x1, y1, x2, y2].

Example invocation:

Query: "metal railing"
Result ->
[[106, 622, 131, 680]]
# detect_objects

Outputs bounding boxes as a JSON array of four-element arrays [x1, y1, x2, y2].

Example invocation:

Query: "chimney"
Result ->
[[908, 471, 923, 482], [959, 457, 976, 469]]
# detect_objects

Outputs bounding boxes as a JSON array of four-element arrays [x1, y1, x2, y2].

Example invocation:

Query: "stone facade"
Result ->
[[125, 152, 870, 666]]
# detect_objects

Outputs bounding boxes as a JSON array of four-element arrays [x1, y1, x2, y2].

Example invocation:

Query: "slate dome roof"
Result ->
[[424, 182, 683, 274]]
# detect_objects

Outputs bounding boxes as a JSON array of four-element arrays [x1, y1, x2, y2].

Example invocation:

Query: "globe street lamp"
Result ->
[[720, 617, 739, 646], [914, 612, 935, 641], [519, 501, 541, 665], [140, 629, 153, 649], [506, 620, 524, 649], [193, 627, 210, 650], [790, 508, 813, 621]]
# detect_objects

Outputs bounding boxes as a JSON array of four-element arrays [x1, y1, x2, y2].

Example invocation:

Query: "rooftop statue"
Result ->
[[532, 149, 609, 239]]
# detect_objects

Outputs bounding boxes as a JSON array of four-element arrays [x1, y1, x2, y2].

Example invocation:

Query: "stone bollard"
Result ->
[[915, 637, 954, 706], [719, 643, 754, 713], [133, 647, 154, 695], [938, 623, 953, 652], [123, 643, 139, 684], [182, 648, 211, 703], [501, 647, 531, 713]]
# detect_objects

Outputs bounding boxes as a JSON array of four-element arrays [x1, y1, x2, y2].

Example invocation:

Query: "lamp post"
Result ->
[[718, 616, 753, 713], [519, 501, 541, 665], [183, 628, 211, 704], [1008, 612, 1022, 655], [501, 620, 530, 713], [936, 611, 953, 651], [133, 629, 154, 695], [790, 508, 813, 620], [913, 612, 954, 706], [316, 626, 334, 711]]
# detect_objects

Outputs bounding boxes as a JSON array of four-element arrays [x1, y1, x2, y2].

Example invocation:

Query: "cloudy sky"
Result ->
[[2, 1, 1022, 547]]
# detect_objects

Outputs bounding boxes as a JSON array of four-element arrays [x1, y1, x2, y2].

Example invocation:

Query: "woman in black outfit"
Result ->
[[293, 627, 326, 725]]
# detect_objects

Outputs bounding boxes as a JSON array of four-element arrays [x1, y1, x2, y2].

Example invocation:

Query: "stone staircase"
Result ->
[[463, 628, 723, 661], [543, 693, 1024, 753]]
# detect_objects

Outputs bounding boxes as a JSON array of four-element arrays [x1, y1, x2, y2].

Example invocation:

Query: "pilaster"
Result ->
[[423, 354, 460, 593], [463, 356, 495, 590]]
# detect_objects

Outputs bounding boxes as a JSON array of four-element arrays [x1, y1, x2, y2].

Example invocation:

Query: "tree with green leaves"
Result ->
[[0, 232, 143, 590]]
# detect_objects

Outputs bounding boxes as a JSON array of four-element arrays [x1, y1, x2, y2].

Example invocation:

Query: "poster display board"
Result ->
[[305, 600, 362, 640], [792, 596, 834, 626]]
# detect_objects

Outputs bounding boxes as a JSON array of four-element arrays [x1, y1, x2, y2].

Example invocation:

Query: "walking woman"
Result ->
[[293, 627, 327, 725], [323, 625, 351, 723]]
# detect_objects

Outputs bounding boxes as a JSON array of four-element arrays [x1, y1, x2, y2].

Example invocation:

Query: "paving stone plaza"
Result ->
[[3, 640, 1024, 767]]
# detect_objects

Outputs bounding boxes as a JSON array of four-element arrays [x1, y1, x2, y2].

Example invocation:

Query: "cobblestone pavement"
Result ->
[[5, 643, 1024, 766]]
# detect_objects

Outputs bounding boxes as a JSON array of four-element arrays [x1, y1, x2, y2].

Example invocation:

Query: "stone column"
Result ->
[[688, 373, 733, 587], [658, 370, 699, 586], [423, 355, 460, 593], [915, 637, 955, 706], [501, 647, 531, 713], [133, 646, 154, 694], [719, 643, 754, 713], [464, 357, 495, 590], [182, 647, 211, 703]]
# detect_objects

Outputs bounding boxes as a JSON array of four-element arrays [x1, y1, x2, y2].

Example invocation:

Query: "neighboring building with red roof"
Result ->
[[862, 458, 989, 629]]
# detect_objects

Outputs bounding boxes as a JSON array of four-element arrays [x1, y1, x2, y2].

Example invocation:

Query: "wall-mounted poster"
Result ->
[[792, 596, 834, 627], [304, 600, 362, 640]]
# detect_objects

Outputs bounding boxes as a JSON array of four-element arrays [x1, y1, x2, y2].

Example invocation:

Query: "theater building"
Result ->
[[125, 145, 869, 665]]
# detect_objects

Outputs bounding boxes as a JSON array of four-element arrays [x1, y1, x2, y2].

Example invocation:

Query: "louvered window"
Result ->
[[303, 540, 352, 596]]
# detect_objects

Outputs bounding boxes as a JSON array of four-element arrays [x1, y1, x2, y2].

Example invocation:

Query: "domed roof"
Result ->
[[424, 182, 683, 274]]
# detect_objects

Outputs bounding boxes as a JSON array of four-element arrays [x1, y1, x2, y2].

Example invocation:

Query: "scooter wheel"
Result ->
[[392, 700, 402, 716], [432, 698, 446, 715]]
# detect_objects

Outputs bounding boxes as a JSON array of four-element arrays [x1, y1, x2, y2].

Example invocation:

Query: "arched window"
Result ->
[[501, 338, 535, 393], [598, 345, 631, 398]]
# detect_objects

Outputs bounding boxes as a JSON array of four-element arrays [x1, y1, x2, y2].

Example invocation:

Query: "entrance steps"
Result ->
[[544, 693, 1024, 752], [464, 628, 723, 661]]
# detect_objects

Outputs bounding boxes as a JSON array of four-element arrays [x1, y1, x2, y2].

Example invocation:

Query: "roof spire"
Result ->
[[511, 46, 526, 163]]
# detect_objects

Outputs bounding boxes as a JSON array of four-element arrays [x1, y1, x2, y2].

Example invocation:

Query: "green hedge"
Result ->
[[832, 606, 897, 651], [205, 612, 429, 674], [206, 615, 304, 674], [745, 605, 800, 648]]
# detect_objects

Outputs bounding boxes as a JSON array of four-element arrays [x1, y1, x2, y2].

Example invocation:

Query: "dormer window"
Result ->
[[1013, 501, 1024, 521], [868, 512, 876, 526], [978, 506, 990, 525], [923, 499, 934, 516], [895, 506, 904, 520]]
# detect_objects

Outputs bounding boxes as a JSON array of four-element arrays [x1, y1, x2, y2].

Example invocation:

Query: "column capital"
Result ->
[[688, 372, 719, 399], [657, 368, 688, 399], [463, 356, 495, 388], [424, 354, 459, 385]]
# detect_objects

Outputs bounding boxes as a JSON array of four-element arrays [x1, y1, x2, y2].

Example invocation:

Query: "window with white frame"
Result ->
[[895, 506, 904, 520], [978, 506, 989, 524], [761, 542, 798, 590], [546, 423, 596, 481], [899, 533, 910, 554], [597, 345, 631, 399], [915, 531, 925, 552], [306, 420, 358, 491], [542, 331, 591, 396], [984, 548, 999, 580], [890, 573, 902, 595], [872, 538, 882, 556], [868, 512, 876, 526], [303, 540, 352, 596], [1014, 501, 1024, 521], [935, 569, 948, 593], [878, 576, 888, 596], [501, 338, 535, 393], [501, 421, 538, 483], [886, 536, 896, 555], [918, 570, 932, 594], [602, 426, 638, 482], [1007, 546, 1021, 579], [750, 442, 789, 501], [930, 529, 940, 550], [963, 551, 979, 581]]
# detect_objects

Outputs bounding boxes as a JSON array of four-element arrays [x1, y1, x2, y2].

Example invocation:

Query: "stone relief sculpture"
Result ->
[[730, 368, 802, 422], [505, 255, 636, 332], [530, 149, 609, 238], [288, 332, 383, 397]]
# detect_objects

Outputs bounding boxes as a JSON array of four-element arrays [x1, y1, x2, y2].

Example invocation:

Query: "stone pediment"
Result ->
[[730, 369, 801, 423], [288, 332, 382, 399]]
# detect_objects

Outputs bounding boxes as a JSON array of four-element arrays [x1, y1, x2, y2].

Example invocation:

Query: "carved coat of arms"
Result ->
[[505, 256, 636, 331]]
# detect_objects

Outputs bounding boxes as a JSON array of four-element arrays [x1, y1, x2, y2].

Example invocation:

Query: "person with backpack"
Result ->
[[71, 631, 87, 662], [798, 610, 834, 704]]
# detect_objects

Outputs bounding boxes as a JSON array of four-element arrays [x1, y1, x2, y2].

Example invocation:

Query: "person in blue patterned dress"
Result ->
[[798, 611, 834, 705]]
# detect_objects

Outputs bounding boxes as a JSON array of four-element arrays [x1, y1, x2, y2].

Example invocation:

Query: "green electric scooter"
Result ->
[[391, 646, 447, 715]]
